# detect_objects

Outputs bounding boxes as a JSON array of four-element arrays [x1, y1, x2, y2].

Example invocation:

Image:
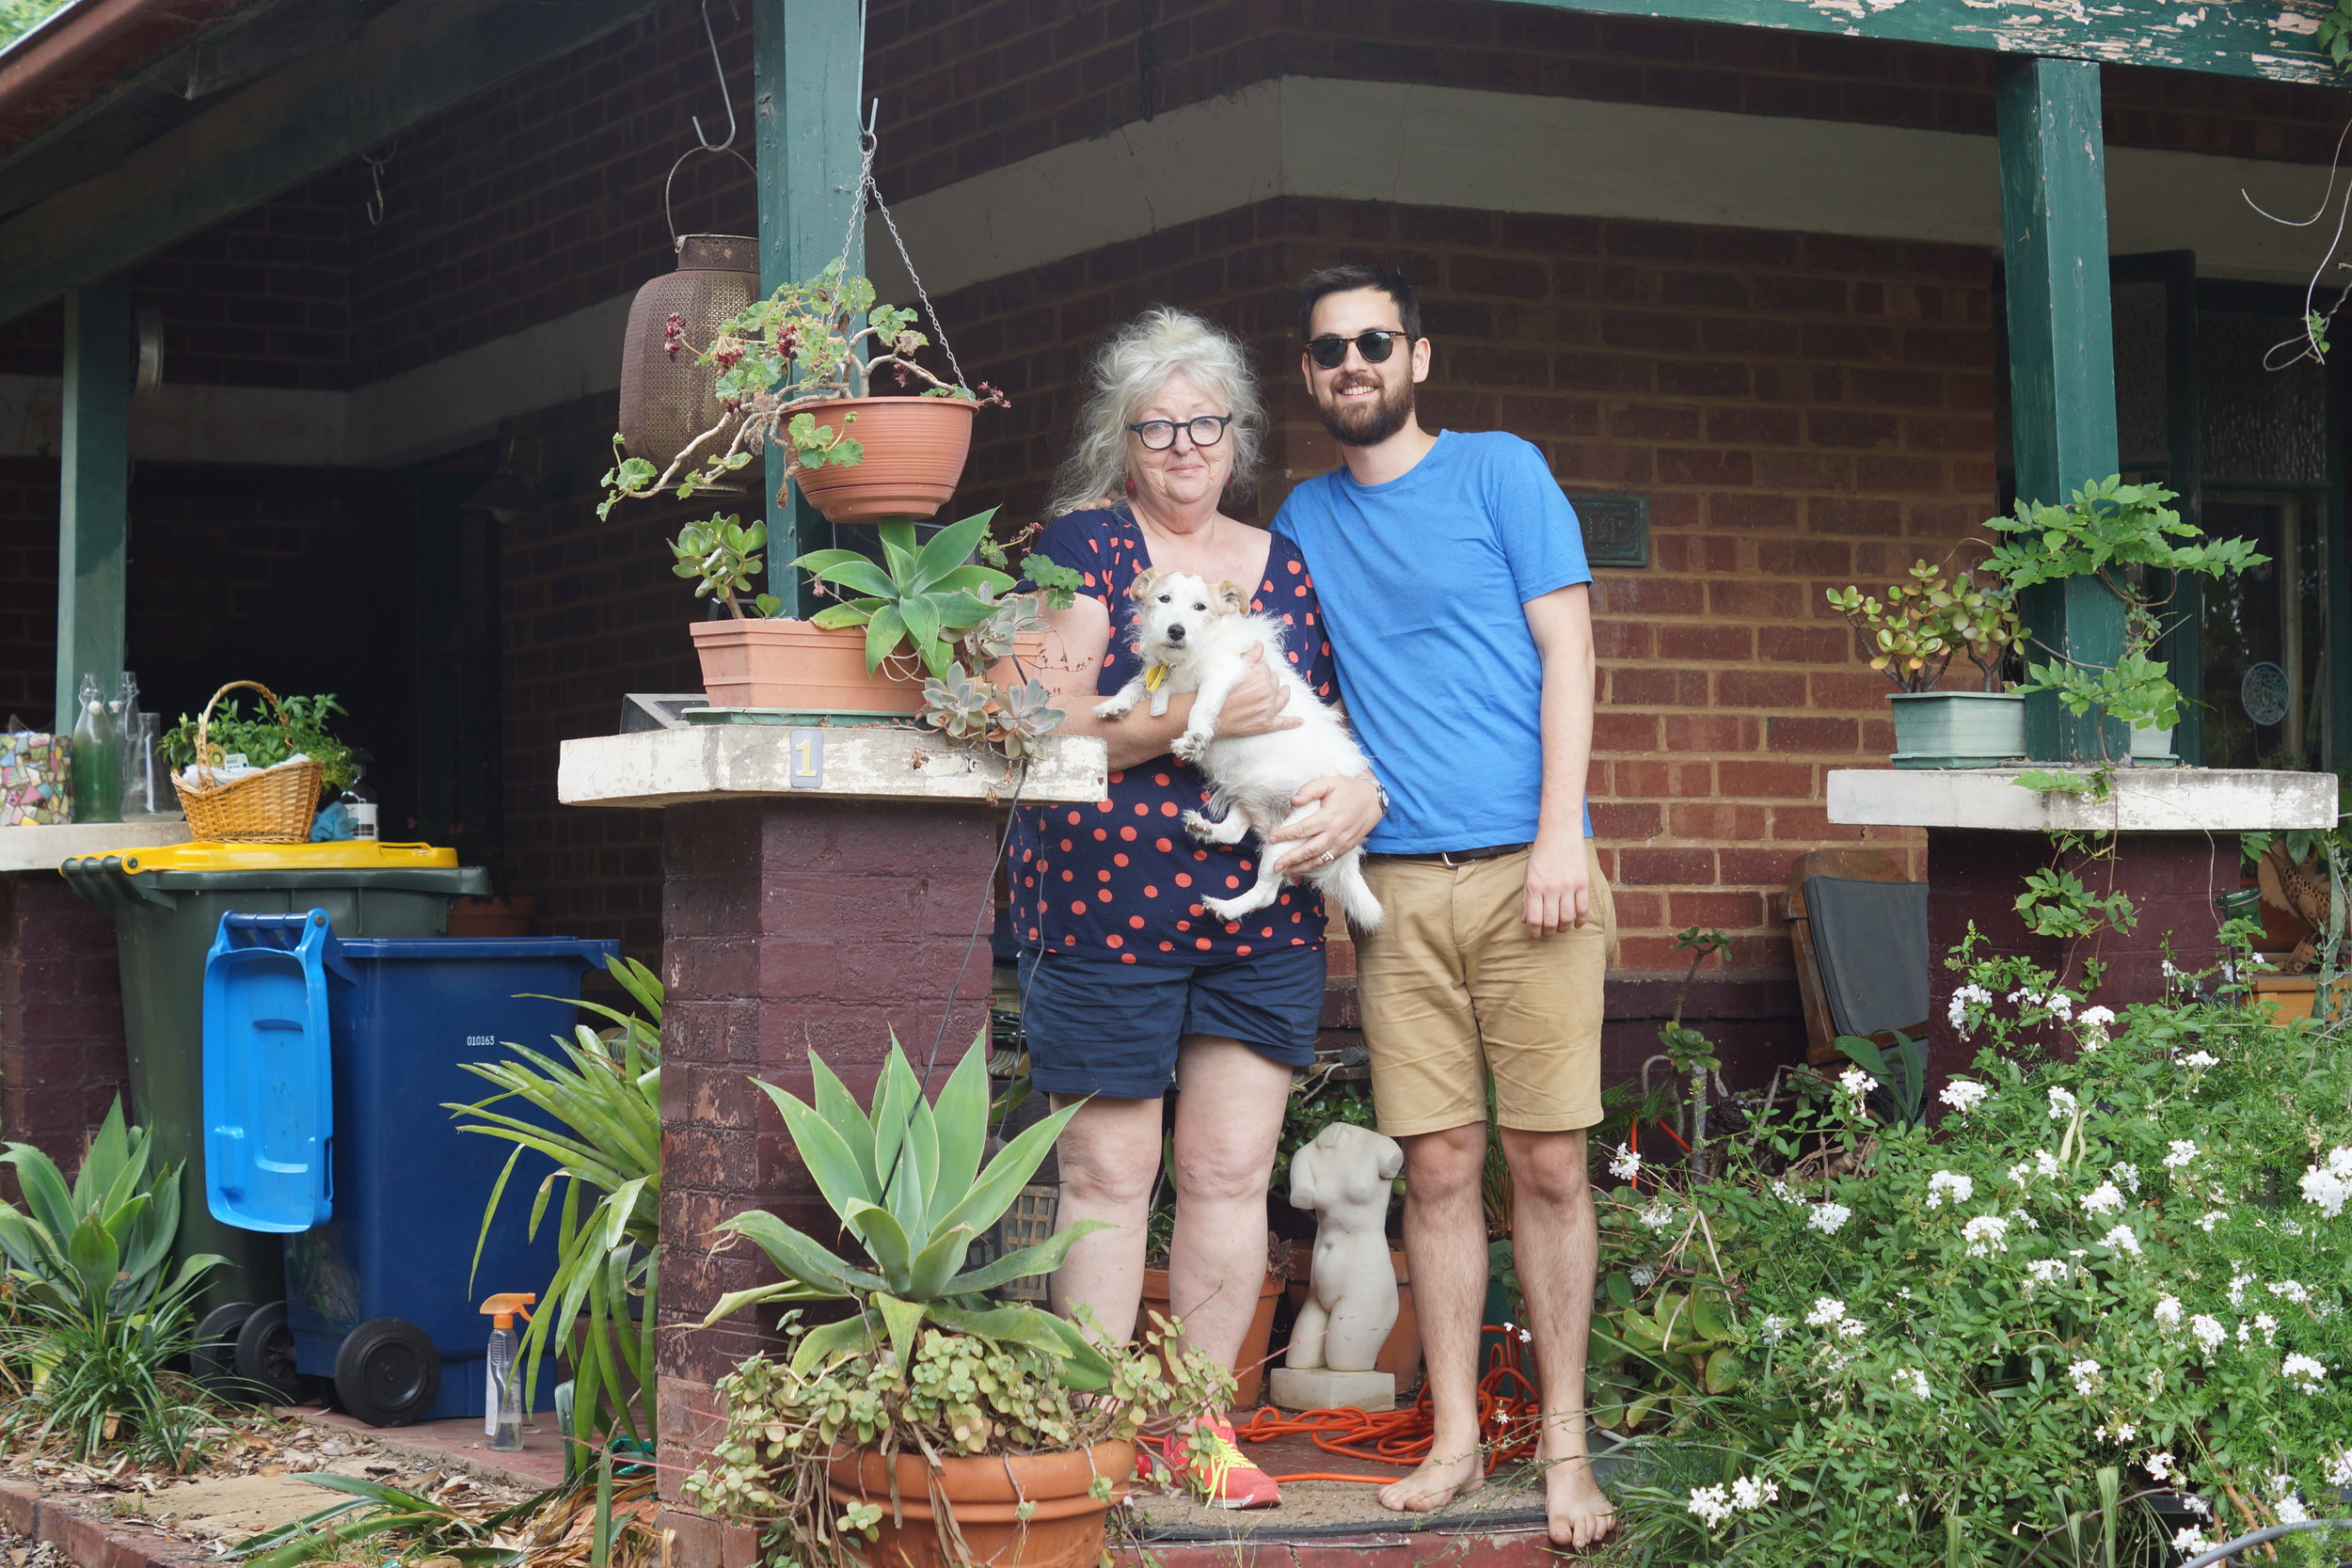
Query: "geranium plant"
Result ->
[[1596, 934, 2352, 1566]]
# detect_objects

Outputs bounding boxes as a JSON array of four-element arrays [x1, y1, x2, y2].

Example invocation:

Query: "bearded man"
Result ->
[[1262, 261, 1616, 1550]]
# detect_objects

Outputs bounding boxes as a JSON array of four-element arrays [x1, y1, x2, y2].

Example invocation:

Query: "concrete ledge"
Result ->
[[0, 817, 188, 873], [558, 726, 1108, 808], [1827, 768, 2336, 833]]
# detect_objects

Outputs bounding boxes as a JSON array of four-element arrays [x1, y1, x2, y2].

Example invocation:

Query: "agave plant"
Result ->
[[703, 1033, 1111, 1385], [792, 510, 1017, 679], [450, 955, 663, 1448]]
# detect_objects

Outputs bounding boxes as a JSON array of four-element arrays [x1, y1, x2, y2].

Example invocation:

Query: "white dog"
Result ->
[[1095, 569, 1384, 932]]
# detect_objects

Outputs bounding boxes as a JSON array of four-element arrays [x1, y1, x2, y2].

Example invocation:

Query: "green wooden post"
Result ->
[[754, 0, 863, 613], [54, 280, 131, 729], [1996, 57, 2129, 763]]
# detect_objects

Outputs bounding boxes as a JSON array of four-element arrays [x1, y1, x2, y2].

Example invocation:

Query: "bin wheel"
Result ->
[[189, 1302, 255, 1396], [232, 1301, 309, 1404], [334, 1318, 440, 1428]]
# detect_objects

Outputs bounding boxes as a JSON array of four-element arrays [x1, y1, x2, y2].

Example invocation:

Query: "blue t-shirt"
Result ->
[[1271, 431, 1591, 854], [1008, 508, 1340, 962]]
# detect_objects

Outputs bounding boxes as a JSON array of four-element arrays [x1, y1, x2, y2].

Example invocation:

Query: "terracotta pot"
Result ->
[[444, 895, 534, 939], [1138, 1268, 1282, 1410], [1280, 1245, 1422, 1391], [787, 396, 976, 524], [825, 1439, 1132, 1568], [688, 619, 923, 714]]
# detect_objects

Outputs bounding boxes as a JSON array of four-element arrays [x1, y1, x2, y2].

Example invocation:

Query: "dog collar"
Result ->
[[1143, 663, 1168, 692]]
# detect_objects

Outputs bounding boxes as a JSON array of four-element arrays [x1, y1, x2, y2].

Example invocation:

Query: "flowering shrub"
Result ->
[[1601, 951, 2352, 1566]]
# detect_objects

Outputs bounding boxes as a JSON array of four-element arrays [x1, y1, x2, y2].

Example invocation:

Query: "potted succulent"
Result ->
[[600, 261, 1008, 526], [1985, 477, 2266, 764], [1827, 558, 2026, 768], [684, 1036, 1231, 1568]]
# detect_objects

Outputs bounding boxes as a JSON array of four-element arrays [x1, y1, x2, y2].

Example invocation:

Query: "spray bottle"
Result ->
[[480, 1292, 535, 1450]]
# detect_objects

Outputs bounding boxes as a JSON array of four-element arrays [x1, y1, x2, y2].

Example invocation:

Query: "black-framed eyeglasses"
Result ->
[[1127, 414, 1233, 451], [1305, 329, 1409, 370]]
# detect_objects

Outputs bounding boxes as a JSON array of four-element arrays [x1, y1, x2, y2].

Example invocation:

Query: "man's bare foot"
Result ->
[[1378, 1449, 1485, 1514], [1541, 1449, 1617, 1551]]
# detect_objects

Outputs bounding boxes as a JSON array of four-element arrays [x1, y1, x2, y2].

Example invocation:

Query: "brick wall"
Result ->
[[0, 873, 131, 1197]]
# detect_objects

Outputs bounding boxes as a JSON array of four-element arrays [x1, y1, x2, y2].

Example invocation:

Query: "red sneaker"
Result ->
[[1153, 1416, 1280, 1510]]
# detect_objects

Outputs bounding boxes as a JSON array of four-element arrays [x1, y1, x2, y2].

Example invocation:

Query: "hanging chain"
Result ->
[[361, 140, 397, 228], [834, 126, 972, 393]]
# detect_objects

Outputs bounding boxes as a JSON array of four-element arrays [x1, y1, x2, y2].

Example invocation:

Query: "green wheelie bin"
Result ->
[[59, 841, 487, 1323]]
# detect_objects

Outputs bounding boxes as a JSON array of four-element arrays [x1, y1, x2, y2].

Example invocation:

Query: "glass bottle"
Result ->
[[69, 673, 121, 823], [337, 752, 378, 841]]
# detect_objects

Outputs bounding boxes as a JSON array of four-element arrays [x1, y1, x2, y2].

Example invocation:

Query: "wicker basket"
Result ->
[[171, 681, 326, 843]]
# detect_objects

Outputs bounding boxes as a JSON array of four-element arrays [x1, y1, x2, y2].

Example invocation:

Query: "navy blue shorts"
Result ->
[[1016, 945, 1327, 1100]]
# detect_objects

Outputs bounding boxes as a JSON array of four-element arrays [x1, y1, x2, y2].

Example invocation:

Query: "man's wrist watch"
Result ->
[[1372, 780, 1390, 815]]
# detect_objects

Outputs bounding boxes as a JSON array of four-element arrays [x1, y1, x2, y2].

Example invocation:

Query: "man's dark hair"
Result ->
[[1297, 262, 1422, 343]]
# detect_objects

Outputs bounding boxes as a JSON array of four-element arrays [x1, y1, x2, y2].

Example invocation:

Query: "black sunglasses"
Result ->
[[1127, 414, 1233, 451], [1305, 329, 1410, 370]]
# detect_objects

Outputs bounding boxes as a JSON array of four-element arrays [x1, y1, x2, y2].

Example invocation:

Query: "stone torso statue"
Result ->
[[1284, 1121, 1403, 1373]]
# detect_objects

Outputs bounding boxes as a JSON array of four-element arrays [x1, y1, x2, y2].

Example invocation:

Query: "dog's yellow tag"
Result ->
[[1143, 664, 1168, 692]]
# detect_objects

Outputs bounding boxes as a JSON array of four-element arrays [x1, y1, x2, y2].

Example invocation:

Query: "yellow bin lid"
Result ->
[[107, 841, 459, 873]]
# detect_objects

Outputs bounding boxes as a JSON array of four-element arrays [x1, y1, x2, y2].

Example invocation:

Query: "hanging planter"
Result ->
[[784, 395, 977, 525], [617, 232, 759, 493]]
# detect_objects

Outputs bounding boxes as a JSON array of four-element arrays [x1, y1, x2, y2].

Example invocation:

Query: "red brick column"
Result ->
[[1924, 830, 2229, 1083], [0, 871, 130, 1198], [652, 797, 1002, 1565]]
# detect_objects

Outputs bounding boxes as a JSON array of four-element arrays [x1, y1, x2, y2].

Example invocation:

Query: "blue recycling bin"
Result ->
[[202, 911, 617, 1425]]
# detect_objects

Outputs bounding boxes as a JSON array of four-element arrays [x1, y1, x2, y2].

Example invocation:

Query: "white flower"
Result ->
[[2094, 1419, 2137, 1444], [2172, 1526, 2212, 1556], [2101, 1224, 2141, 1256], [2153, 1295, 2183, 1329], [2197, 1210, 2227, 1232], [2042, 991, 2074, 1022], [1606, 1146, 1642, 1182], [2229, 1270, 2254, 1307], [2028, 1258, 2071, 1288], [2144, 1451, 2178, 1481], [2254, 1313, 2279, 1345], [2268, 1280, 2311, 1304], [2190, 1314, 2226, 1354], [2112, 1163, 2140, 1195], [1893, 1367, 1931, 1398], [1759, 1314, 1791, 1345], [1728, 1475, 1779, 1510], [1807, 1201, 1852, 1235], [1838, 1067, 1878, 1101], [2277, 1495, 2311, 1525], [2282, 1353, 2327, 1391], [1939, 1078, 1990, 1114], [2080, 1181, 2125, 1216], [2181, 1050, 2217, 1069], [1896, 1491, 1913, 1506], [1687, 1484, 1733, 1528], [2299, 1146, 2352, 1217], [2328, 1448, 2352, 1489], [1638, 1199, 1677, 1230], [1836, 1315, 1866, 1339], [2036, 1148, 2062, 1178], [1926, 1171, 1974, 1209], [1963, 1214, 2011, 1256], [2163, 1140, 2198, 1169], [2077, 1003, 2116, 1032], [1805, 1297, 1850, 1328], [2182, 1495, 2212, 1518], [2267, 1473, 2296, 1500], [1947, 983, 1992, 1032], [2067, 1357, 2103, 1398], [2048, 1086, 2079, 1119]]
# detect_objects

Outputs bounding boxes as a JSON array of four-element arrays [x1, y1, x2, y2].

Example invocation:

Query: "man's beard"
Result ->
[[1318, 372, 1415, 448]]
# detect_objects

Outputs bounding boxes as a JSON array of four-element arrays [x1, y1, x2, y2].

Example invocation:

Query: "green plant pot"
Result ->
[[2131, 722, 2179, 768], [1889, 690, 2026, 769]]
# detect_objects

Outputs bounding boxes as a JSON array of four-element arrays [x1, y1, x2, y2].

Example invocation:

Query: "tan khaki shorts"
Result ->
[[1354, 844, 1614, 1138]]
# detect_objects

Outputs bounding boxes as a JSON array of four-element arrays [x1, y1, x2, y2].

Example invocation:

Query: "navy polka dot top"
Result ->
[[1010, 508, 1339, 964]]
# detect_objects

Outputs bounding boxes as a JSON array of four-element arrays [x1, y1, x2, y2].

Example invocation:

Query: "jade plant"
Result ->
[[1827, 559, 2026, 694], [1986, 476, 2265, 734], [597, 261, 1008, 515]]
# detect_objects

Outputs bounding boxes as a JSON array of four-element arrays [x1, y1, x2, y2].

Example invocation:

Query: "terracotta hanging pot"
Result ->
[[787, 396, 976, 524], [618, 233, 760, 492], [824, 1439, 1133, 1568]]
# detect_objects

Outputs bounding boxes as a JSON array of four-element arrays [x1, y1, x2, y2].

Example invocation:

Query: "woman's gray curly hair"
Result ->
[[1045, 307, 1263, 519]]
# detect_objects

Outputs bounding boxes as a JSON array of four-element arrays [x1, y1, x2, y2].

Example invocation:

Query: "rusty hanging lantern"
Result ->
[[618, 230, 760, 492]]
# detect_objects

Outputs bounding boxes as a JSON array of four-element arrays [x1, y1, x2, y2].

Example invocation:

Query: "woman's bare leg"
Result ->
[[1049, 1091, 1167, 1339], [1166, 1037, 1293, 1384]]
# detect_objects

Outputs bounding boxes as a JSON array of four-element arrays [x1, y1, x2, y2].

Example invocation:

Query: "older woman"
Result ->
[[1011, 308, 1384, 1507]]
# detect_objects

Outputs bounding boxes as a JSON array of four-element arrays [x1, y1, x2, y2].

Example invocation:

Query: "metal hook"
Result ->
[[691, 0, 738, 151]]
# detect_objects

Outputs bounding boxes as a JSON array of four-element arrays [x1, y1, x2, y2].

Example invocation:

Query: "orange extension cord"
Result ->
[[1231, 1327, 1544, 1484]]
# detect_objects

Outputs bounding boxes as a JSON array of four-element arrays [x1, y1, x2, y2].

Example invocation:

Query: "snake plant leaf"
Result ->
[[790, 1307, 884, 1373], [939, 1220, 1109, 1297], [752, 1078, 876, 1236], [911, 509, 998, 592], [790, 551, 896, 601], [931, 1097, 1088, 1240], [872, 1291, 928, 1372], [863, 604, 908, 671], [808, 1055, 879, 1196], [929, 1031, 991, 1215], [846, 1202, 914, 1291], [714, 1209, 882, 1294]]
